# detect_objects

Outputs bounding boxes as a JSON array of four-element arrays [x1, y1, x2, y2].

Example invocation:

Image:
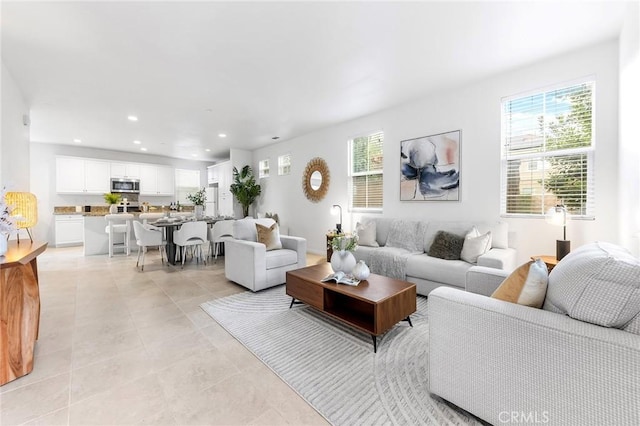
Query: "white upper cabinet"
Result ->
[[56, 157, 110, 194], [139, 164, 175, 196], [111, 162, 140, 179]]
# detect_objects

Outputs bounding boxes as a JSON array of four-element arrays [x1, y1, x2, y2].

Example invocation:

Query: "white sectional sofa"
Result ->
[[352, 217, 516, 296]]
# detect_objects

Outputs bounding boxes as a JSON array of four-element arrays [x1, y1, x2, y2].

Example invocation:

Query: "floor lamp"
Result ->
[[6, 192, 38, 243]]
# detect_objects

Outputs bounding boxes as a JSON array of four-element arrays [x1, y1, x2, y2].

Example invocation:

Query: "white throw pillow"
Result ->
[[356, 221, 379, 247], [460, 226, 492, 263]]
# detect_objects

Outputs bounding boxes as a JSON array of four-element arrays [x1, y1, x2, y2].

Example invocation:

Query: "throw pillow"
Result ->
[[460, 227, 492, 263], [256, 222, 282, 251], [386, 220, 424, 252], [355, 221, 379, 247], [491, 259, 548, 308], [427, 230, 465, 260]]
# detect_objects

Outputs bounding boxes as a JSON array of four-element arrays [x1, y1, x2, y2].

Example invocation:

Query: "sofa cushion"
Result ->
[[233, 218, 275, 242], [543, 241, 640, 328], [256, 222, 282, 251], [386, 219, 424, 252], [355, 221, 379, 247], [460, 227, 492, 263], [265, 248, 298, 269], [428, 231, 464, 260], [424, 221, 473, 252], [491, 259, 548, 308], [405, 254, 471, 287]]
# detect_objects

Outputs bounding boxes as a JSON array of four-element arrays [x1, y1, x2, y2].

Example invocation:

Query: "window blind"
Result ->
[[501, 81, 594, 217], [278, 154, 291, 176], [350, 131, 383, 210]]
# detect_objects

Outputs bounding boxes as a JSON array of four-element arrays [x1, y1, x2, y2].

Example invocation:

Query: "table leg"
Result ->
[[372, 335, 377, 353], [165, 228, 177, 265]]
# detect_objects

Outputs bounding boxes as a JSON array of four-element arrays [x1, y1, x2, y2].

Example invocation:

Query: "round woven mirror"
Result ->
[[302, 157, 330, 203]]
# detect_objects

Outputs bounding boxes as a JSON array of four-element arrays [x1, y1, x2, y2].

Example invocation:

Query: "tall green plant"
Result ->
[[229, 165, 261, 217]]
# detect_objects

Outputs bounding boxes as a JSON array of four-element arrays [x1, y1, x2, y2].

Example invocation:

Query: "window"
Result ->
[[259, 159, 269, 178], [175, 169, 200, 204], [501, 80, 594, 217], [278, 154, 291, 176], [349, 131, 383, 210]]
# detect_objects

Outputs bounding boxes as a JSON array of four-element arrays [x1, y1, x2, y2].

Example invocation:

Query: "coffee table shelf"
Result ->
[[286, 263, 416, 352]]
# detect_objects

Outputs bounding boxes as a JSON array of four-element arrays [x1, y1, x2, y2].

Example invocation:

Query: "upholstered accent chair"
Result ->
[[224, 218, 306, 292]]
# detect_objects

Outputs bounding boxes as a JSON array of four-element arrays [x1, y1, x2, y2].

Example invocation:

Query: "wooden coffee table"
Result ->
[[286, 263, 417, 353]]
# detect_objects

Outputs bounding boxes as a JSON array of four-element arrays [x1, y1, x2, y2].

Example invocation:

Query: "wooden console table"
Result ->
[[1, 241, 47, 386]]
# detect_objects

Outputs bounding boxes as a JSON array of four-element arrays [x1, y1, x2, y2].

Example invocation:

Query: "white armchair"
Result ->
[[225, 218, 306, 292]]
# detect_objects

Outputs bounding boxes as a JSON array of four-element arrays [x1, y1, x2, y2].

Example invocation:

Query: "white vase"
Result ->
[[330, 250, 356, 274], [109, 204, 117, 214], [352, 260, 370, 280], [0, 236, 7, 257], [195, 205, 204, 219]]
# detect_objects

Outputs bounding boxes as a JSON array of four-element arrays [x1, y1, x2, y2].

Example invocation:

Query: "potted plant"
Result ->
[[1, 187, 16, 256], [229, 165, 261, 218], [186, 187, 207, 219], [330, 234, 359, 274], [104, 193, 121, 214]]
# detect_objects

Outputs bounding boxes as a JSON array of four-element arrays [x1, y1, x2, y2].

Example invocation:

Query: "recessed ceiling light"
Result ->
[[127, 115, 138, 121], [191, 154, 198, 157], [272, 136, 280, 140], [205, 149, 211, 152], [218, 133, 227, 138], [133, 140, 141, 145], [205, 108, 213, 113], [73, 139, 82, 143], [140, 147, 147, 151]]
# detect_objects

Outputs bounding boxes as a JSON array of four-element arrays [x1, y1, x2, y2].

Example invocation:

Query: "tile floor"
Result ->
[[0, 246, 328, 425]]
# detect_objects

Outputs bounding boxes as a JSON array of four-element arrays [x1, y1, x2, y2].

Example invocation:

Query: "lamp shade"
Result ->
[[5, 192, 37, 229]]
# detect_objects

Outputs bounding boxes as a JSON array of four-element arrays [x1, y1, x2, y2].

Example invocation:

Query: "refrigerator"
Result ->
[[205, 186, 218, 217]]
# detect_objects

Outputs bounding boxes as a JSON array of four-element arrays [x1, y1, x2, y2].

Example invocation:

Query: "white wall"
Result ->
[[618, 2, 640, 255], [1, 62, 30, 190], [30, 142, 212, 243], [253, 41, 620, 263]]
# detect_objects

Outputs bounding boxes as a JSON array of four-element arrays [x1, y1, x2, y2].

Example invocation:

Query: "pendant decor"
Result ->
[[330, 250, 356, 274]]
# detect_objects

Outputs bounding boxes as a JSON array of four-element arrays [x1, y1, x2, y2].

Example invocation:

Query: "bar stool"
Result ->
[[105, 214, 134, 257]]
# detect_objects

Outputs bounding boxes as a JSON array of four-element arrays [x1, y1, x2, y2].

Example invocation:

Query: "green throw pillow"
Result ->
[[428, 230, 464, 260]]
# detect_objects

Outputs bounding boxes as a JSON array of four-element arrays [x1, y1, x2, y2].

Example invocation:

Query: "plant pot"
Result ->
[[330, 250, 356, 274], [195, 205, 204, 219], [109, 204, 117, 214]]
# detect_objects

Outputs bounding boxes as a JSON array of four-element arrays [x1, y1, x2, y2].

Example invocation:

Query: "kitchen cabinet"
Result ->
[[55, 215, 84, 247], [110, 162, 140, 179], [56, 157, 110, 194], [140, 164, 174, 196]]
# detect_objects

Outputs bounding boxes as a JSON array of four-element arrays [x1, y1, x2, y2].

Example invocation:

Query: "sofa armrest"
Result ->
[[477, 247, 517, 271], [428, 287, 640, 426], [465, 265, 509, 296], [280, 235, 307, 268], [224, 239, 267, 290]]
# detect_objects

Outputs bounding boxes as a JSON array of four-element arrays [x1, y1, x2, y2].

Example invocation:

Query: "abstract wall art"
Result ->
[[400, 130, 461, 201]]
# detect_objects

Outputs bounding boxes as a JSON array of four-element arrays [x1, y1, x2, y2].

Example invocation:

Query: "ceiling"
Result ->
[[1, 1, 629, 162]]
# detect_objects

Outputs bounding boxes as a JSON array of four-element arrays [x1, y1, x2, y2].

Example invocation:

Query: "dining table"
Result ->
[[150, 217, 225, 265]]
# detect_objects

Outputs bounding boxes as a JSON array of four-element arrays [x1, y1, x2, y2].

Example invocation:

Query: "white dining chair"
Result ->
[[132, 221, 167, 271], [104, 213, 134, 257], [139, 212, 164, 225], [173, 221, 208, 268], [208, 220, 235, 262]]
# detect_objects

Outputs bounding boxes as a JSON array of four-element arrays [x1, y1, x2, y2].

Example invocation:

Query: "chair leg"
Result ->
[[136, 246, 142, 268], [160, 246, 165, 265], [181, 246, 186, 268], [141, 246, 146, 271]]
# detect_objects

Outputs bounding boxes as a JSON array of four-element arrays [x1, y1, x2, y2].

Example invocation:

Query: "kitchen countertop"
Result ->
[[53, 206, 192, 216]]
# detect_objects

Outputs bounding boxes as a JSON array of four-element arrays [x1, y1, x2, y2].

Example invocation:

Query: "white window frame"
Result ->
[[278, 154, 291, 176], [500, 78, 595, 218], [348, 130, 384, 213], [258, 159, 270, 179]]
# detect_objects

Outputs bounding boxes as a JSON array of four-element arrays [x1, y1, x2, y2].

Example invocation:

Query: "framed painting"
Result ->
[[400, 130, 460, 201]]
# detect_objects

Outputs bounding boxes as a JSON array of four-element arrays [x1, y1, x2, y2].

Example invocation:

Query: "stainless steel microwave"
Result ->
[[110, 178, 140, 194]]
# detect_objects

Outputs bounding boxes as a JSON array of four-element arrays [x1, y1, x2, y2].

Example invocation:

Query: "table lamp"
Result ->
[[331, 204, 342, 234], [5, 192, 37, 243], [545, 204, 570, 260]]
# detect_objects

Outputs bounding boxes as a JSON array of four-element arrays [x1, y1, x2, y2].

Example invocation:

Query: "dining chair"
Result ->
[[208, 219, 235, 262], [104, 214, 134, 257], [139, 212, 164, 225], [132, 221, 167, 271], [173, 221, 208, 268]]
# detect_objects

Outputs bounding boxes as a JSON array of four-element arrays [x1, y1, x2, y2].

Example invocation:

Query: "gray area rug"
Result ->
[[201, 285, 481, 426]]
